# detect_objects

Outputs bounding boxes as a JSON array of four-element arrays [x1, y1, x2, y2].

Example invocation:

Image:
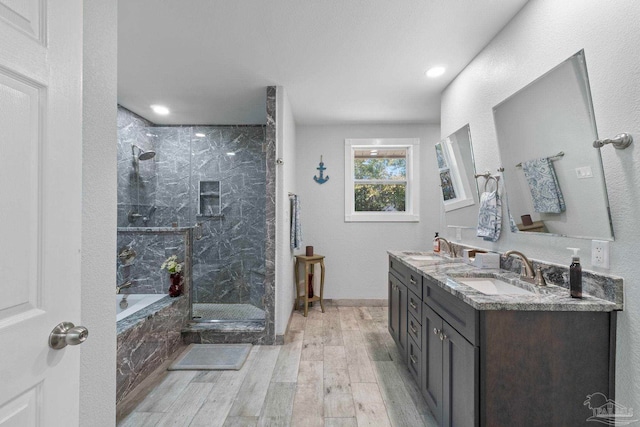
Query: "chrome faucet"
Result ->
[[116, 281, 132, 294], [503, 250, 546, 286], [436, 237, 456, 258]]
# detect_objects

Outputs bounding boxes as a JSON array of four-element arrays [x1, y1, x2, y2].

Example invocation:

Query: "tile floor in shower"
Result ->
[[192, 303, 266, 321]]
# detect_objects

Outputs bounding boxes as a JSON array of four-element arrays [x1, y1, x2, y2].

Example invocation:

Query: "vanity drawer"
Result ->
[[407, 335, 422, 382], [389, 257, 408, 282], [408, 313, 422, 348], [408, 290, 422, 321], [424, 276, 478, 346], [407, 271, 422, 299]]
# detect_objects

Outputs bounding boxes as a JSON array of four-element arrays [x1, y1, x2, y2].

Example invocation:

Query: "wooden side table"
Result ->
[[294, 254, 325, 317]]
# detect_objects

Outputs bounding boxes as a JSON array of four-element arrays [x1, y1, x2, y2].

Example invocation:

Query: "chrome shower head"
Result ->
[[132, 144, 156, 161], [138, 149, 156, 161]]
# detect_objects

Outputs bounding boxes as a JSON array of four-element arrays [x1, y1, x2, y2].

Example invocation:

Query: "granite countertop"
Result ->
[[388, 250, 621, 312]]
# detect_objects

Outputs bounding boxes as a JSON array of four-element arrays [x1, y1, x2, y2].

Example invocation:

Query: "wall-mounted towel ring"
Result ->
[[593, 133, 633, 149], [474, 171, 500, 192]]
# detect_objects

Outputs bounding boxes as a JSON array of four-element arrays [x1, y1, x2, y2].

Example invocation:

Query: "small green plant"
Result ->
[[160, 255, 183, 274]]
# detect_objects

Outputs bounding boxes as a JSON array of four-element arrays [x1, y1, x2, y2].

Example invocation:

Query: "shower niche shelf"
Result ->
[[198, 180, 224, 218]]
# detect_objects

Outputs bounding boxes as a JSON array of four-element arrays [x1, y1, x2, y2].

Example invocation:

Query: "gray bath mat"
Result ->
[[168, 344, 252, 371]]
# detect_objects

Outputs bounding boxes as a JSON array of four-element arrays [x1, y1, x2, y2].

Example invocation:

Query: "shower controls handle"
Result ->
[[194, 222, 203, 240], [49, 322, 89, 350]]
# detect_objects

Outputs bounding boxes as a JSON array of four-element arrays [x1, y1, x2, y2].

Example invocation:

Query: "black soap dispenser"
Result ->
[[567, 247, 582, 299]]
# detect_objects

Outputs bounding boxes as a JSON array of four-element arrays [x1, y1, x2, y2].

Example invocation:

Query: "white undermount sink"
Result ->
[[408, 255, 444, 261], [455, 277, 534, 296]]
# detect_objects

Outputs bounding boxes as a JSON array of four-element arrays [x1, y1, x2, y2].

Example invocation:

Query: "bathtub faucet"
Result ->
[[116, 281, 132, 294]]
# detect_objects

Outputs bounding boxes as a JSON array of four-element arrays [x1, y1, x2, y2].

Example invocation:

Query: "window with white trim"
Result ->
[[345, 138, 420, 222], [435, 134, 475, 212]]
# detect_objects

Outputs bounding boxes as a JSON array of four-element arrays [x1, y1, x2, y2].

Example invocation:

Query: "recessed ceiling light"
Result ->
[[426, 66, 446, 78], [195, 133, 205, 138], [150, 104, 170, 115]]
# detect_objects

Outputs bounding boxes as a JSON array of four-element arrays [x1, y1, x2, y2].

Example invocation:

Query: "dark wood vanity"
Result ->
[[389, 253, 618, 427]]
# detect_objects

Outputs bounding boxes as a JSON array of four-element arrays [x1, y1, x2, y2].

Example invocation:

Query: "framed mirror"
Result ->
[[437, 124, 480, 229], [493, 50, 613, 240]]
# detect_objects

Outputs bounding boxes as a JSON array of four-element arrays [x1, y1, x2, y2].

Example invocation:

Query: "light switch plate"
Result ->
[[576, 166, 593, 179], [591, 240, 610, 268]]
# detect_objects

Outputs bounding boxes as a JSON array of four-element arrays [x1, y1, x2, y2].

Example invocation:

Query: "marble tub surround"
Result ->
[[117, 295, 173, 335], [116, 295, 189, 403], [389, 250, 622, 311], [117, 228, 191, 296]]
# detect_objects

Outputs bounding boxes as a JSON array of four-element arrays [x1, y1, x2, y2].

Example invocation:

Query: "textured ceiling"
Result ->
[[118, 0, 529, 125]]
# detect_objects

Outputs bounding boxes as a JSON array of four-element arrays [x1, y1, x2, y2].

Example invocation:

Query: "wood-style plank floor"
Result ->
[[118, 304, 438, 427]]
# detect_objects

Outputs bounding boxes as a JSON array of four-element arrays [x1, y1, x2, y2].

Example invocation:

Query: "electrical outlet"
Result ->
[[591, 240, 610, 268]]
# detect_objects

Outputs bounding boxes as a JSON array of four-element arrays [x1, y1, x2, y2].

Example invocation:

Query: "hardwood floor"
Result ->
[[118, 304, 437, 427]]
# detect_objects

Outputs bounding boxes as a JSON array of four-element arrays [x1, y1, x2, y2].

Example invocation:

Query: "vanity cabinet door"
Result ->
[[421, 304, 444, 425], [398, 281, 408, 355], [388, 273, 407, 355], [388, 273, 399, 341], [442, 322, 478, 427]]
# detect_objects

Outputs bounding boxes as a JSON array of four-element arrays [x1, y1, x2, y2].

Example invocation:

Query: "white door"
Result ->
[[0, 1, 84, 426]]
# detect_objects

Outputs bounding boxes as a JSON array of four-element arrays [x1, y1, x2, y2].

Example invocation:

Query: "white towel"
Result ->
[[290, 195, 302, 250]]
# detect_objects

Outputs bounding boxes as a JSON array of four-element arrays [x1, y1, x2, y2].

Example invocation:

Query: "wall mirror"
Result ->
[[493, 50, 614, 240], [437, 124, 480, 230]]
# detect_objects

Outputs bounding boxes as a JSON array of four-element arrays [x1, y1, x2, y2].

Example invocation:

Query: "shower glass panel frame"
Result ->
[[187, 126, 267, 324]]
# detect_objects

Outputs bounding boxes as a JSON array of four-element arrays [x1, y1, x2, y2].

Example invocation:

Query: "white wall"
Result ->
[[441, 0, 640, 409], [275, 87, 298, 335], [80, 1, 117, 425], [296, 124, 440, 300]]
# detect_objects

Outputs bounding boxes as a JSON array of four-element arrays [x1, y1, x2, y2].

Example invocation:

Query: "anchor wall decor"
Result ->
[[313, 155, 329, 184]]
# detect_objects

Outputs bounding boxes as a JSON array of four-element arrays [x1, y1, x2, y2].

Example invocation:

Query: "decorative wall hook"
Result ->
[[313, 155, 329, 184], [593, 133, 633, 149]]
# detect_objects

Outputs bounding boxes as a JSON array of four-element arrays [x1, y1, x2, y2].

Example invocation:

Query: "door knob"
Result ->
[[49, 322, 89, 349]]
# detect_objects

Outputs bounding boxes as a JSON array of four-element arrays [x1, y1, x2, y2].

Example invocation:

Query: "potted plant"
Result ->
[[161, 255, 184, 297]]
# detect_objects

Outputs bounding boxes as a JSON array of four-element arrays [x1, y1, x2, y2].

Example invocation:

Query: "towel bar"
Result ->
[[515, 151, 564, 168]]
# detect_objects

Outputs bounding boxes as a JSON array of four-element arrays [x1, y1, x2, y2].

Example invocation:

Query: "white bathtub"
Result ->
[[116, 294, 167, 321]]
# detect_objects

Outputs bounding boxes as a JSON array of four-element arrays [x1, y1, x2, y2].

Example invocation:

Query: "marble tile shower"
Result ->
[[189, 125, 266, 309], [116, 106, 267, 314]]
